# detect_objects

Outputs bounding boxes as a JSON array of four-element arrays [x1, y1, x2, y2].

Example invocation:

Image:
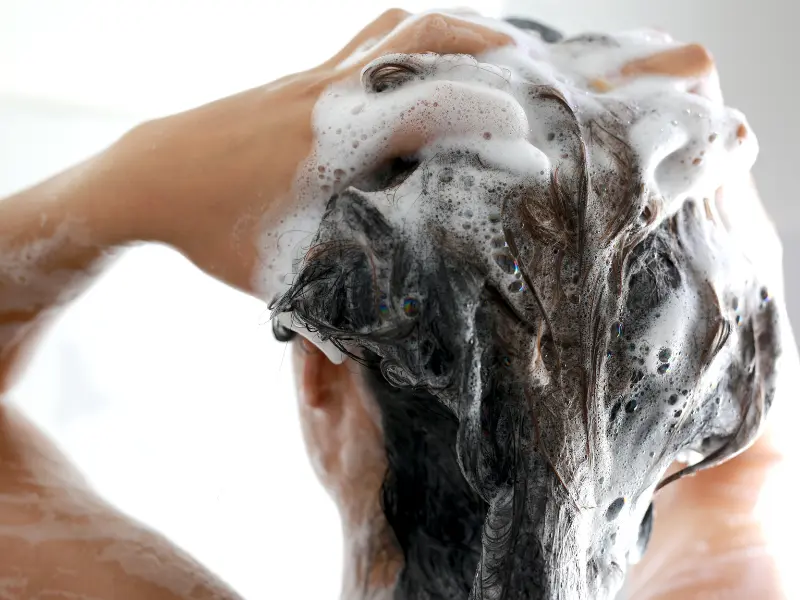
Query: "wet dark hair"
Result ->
[[270, 17, 781, 600], [364, 364, 488, 599], [503, 17, 563, 44]]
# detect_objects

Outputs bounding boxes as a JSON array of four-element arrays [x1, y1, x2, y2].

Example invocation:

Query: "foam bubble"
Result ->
[[257, 18, 771, 525]]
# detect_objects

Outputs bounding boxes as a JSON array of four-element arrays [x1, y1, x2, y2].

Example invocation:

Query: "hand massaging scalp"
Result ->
[[265, 12, 784, 600], [264, 14, 756, 354]]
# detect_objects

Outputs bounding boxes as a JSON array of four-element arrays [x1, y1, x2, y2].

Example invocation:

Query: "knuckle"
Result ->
[[417, 12, 449, 32], [379, 8, 410, 25]]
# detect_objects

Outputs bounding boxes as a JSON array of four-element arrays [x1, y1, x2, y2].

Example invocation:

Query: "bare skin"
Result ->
[[0, 10, 795, 599]]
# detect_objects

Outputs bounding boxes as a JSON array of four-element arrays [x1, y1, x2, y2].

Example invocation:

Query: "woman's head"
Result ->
[[272, 16, 784, 600]]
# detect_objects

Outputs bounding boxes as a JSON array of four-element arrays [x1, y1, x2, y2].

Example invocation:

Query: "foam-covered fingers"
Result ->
[[309, 72, 527, 197], [321, 8, 411, 70], [713, 177, 784, 290], [386, 82, 527, 158], [621, 44, 714, 79], [592, 42, 717, 98]]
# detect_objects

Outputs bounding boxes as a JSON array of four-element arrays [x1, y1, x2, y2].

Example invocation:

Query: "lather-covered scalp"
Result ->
[[270, 14, 787, 600]]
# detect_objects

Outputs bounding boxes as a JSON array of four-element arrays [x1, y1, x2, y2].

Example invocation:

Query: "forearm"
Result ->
[[0, 151, 135, 391], [0, 10, 515, 391], [0, 82, 312, 390]]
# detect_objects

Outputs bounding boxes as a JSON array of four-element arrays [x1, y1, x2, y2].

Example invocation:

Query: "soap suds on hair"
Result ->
[[262, 13, 784, 600], [257, 17, 757, 302]]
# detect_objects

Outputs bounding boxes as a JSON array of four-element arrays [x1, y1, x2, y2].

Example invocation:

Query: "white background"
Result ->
[[2, 1, 797, 598]]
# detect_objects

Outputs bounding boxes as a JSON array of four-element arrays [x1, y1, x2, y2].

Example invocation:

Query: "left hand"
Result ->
[[628, 180, 796, 599]]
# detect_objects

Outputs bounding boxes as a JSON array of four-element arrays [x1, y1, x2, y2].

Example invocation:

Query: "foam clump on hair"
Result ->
[[265, 13, 786, 600]]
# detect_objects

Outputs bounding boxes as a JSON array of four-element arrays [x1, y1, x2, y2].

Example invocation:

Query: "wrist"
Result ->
[[0, 150, 131, 254], [104, 76, 321, 248]]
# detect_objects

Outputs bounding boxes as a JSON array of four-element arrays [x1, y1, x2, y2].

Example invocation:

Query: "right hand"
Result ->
[[105, 9, 515, 294]]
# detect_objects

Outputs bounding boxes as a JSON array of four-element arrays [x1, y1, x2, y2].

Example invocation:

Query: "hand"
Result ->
[[105, 9, 514, 294], [0, 9, 513, 391], [628, 420, 792, 599]]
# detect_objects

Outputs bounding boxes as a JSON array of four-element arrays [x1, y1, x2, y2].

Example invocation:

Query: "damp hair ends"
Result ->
[[268, 15, 783, 600]]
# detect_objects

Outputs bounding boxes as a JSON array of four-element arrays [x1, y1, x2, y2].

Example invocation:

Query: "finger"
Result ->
[[376, 83, 526, 165], [306, 77, 527, 197], [320, 8, 411, 70], [713, 177, 784, 294], [365, 13, 514, 62]]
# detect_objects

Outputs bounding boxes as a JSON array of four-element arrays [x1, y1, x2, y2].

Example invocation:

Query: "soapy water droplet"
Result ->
[[657, 363, 670, 375], [606, 497, 626, 521], [508, 280, 524, 293], [493, 252, 519, 275], [735, 315, 742, 325], [491, 237, 506, 249], [625, 400, 638, 413], [403, 297, 420, 317], [760, 287, 770, 303], [658, 348, 672, 362], [613, 322, 623, 338], [500, 356, 512, 368], [378, 295, 390, 318], [609, 401, 622, 422]]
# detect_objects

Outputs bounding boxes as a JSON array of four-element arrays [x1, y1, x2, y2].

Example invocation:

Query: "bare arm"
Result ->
[[0, 10, 517, 600], [0, 9, 514, 394], [0, 156, 123, 392]]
